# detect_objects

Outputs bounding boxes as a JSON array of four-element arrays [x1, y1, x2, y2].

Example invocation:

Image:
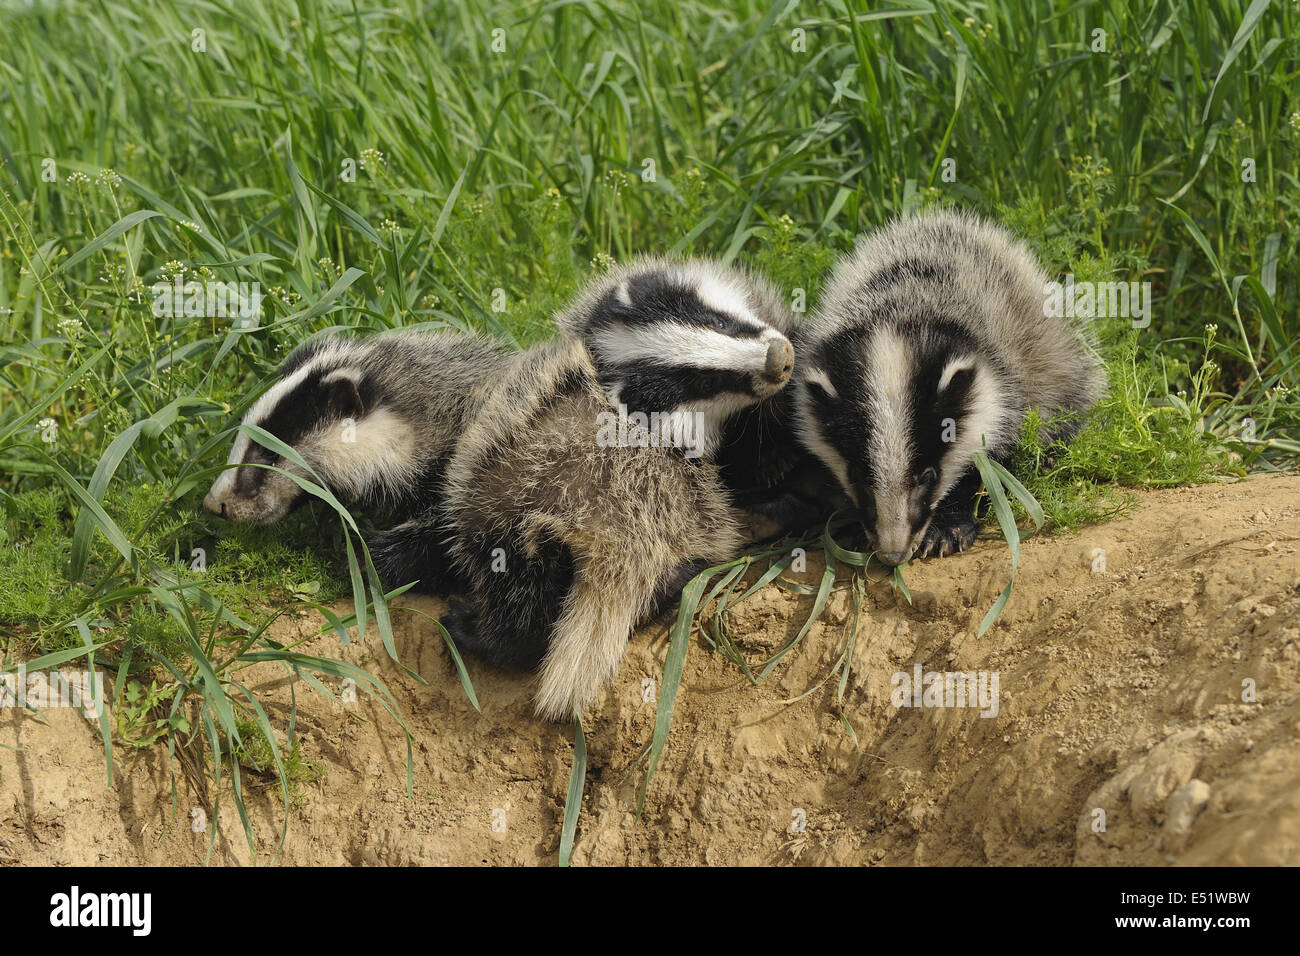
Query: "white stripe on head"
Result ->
[[296, 405, 417, 500], [692, 274, 763, 331], [866, 328, 915, 554], [866, 328, 913, 495], [588, 322, 777, 375]]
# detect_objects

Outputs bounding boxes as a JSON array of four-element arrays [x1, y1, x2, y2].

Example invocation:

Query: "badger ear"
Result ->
[[936, 356, 977, 402], [802, 367, 839, 401], [322, 368, 367, 419]]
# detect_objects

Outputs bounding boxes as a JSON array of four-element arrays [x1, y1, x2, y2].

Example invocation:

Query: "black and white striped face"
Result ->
[[795, 321, 1018, 565], [203, 341, 414, 523], [577, 268, 795, 454]]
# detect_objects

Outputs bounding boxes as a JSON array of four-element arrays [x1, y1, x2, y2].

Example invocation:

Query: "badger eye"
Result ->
[[712, 316, 727, 331]]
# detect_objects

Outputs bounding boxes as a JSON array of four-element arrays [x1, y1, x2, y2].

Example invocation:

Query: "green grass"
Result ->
[[1, 0, 1297, 861]]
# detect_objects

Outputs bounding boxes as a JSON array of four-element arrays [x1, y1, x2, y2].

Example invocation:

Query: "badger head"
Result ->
[[203, 339, 414, 523], [794, 319, 1024, 565], [566, 259, 796, 457]]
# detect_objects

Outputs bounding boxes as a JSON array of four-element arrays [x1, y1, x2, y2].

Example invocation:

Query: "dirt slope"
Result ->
[[3, 473, 1298, 866]]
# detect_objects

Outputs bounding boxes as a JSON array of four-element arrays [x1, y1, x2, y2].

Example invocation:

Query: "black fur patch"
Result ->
[[250, 376, 321, 453], [900, 320, 981, 483], [446, 528, 577, 670], [250, 367, 380, 461], [859, 257, 955, 296], [716, 385, 808, 496], [233, 441, 277, 496], [607, 363, 755, 413], [369, 511, 464, 596], [805, 324, 878, 502]]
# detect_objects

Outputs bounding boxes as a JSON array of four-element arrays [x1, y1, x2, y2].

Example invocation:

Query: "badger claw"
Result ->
[[915, 519, 979, 560]]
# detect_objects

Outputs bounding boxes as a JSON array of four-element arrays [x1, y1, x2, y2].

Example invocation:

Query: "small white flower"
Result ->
[[57, 317, 84, 340], [95, 168, 122, 191]]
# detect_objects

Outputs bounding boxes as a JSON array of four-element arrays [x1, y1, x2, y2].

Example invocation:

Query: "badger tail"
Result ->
[[534, 558, 656, 722]]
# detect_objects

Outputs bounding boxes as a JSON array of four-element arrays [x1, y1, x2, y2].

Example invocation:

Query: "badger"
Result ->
[[440, 258, 796, 720], [793, 209, 1106, 565], [202, 329, 512, 593]]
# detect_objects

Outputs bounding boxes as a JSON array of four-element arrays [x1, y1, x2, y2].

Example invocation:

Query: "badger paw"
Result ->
[[915, 518, 979, 559], [438, 600, 479, 655]]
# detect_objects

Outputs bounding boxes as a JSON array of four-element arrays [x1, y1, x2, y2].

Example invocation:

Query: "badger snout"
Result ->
[[202, 487, 226, 516], [202, 468, 298, 524], [762, 337, 794, 385], [866, 491, 920, 566], [876, 548, 913, 567]]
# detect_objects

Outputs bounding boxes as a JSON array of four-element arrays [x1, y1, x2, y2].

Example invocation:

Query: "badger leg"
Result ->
[[730, 459, 847, 543], [916, 470, 983, 559], [369, 511, 463, 595], [438, 597, 551, 670], [438, 536, 576, 671], [535, 558, 660, 722]]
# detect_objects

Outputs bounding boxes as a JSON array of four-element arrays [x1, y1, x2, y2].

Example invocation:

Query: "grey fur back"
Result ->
[[441, 335, 744, 719]]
